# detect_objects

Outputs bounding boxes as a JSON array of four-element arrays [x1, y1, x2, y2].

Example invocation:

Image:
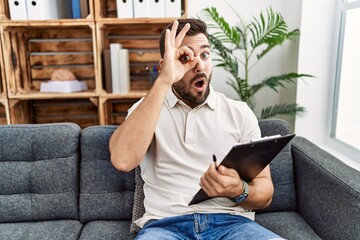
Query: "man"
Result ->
[[109, 18, 283, 240]]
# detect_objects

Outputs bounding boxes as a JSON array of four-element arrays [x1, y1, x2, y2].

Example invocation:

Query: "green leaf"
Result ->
[[203, 7, 241, 46], [251, 73, 314, 95], [260, 103, 306, 119], [249, 8, 289, 59]]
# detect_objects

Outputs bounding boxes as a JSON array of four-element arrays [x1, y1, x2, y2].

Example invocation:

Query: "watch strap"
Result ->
[[231, 180, 249, 204]]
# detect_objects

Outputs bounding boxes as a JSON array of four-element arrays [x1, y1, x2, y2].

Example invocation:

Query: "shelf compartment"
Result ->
[[2, 24, 98, 98], [0, 0, 94, 22], [97, 21, 170, 94], [94, 0, 187, 19], [99, 97, 139, 125], [9, 98, 100, 128]]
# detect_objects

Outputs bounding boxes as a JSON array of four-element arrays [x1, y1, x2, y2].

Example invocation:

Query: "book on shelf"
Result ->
[[71, 0, 81, 19], [103, 49, 113, 93], [189, 134, 296, 205], [80, 0, 89, 18]]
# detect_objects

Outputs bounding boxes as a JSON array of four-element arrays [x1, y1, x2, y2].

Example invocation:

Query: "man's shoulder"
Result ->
[[214, 91, 249, 109]]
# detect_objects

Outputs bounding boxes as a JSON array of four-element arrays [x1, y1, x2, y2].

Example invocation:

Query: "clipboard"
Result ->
[[188, 134, 296, 205]]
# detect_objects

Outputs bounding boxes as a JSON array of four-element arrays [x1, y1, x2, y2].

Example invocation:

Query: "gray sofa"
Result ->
[[0, 120, 359, 240]]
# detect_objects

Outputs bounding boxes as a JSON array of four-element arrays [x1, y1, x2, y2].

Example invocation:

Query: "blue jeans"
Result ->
[[135, 213, 284, 240]]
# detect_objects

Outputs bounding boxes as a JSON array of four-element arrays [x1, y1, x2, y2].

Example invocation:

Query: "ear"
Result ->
[[159, 59, 164, 68]]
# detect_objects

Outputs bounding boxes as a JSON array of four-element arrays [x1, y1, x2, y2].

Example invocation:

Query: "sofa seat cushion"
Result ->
[[0, 220, 82, 240], [255, 211, 321, 240], [79, 220, 137, 240]]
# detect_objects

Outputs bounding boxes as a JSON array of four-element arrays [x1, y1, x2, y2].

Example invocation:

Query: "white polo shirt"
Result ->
[[130, 86, 261, 228]]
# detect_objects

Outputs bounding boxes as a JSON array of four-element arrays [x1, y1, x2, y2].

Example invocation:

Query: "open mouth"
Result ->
[[194, 79, 205, 88]]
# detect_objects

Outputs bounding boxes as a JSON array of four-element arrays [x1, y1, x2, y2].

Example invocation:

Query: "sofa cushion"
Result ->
[[0, 123, 80, 222], [257, 119, 296, 212], [79, 126, 135, 222], [255, 211, 321, 240], [0, 220, 82, 240], [130, 166, 145, 233], [79, 221, 137, 240]]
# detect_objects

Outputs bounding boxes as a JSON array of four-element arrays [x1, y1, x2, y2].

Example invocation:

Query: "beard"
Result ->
[[172, 72, 212, 108]]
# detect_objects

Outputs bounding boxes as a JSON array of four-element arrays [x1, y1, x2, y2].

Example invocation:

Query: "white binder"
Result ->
[[116, 0, 134, 18], [165, 0, 181, 18], [110, 43, 122, 93], [8, 0, 28, 20], [118, 49, 130, 93], [133, 0, 149, 18], [149, 0, 165, 18], [26, 0, 72, 20]]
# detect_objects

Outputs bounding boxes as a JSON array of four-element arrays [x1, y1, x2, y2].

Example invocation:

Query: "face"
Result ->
[[172, 33, 213, 108]]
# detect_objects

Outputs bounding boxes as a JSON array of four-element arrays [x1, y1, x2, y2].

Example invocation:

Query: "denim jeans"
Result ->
[[135, 213, 284, 240]]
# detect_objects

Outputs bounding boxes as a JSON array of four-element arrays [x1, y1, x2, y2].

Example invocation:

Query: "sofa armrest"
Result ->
[[291, 137, 360, 239]]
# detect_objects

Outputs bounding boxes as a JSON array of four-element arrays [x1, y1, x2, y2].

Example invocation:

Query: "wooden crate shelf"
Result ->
[[97, 21, 169, 94], [0, 0, 188, 126], [9, 98, 99, 128], [2, 24, 98, 98]]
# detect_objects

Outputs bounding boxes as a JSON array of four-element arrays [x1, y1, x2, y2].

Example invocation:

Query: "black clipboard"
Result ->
[[188, 134, 296, 205]]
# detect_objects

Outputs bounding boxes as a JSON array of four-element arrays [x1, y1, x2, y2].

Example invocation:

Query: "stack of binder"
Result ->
[[8, 0, 72, 20], [110, 43, 130, 94], [117, 0, 181, 18]]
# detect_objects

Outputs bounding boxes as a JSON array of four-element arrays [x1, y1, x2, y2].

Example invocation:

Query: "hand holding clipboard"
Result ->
[[189, 134, 295, 205]]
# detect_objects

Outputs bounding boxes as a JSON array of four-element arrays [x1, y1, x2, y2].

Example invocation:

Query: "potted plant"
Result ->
[[202, 7, 313, 119]]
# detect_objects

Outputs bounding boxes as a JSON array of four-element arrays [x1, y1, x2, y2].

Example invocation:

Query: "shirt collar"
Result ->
[[166, 85, 216, 110]]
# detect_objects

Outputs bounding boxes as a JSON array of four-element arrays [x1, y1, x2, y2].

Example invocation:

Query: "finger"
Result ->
[[203, 163, 222, 186], [178, 46, 194, 62], [200, 173, 220, 197], [175, 23, 190, 47], [164, 29, 171, 58], [218, 165, 239, 178], [170, 20, 179, 47]]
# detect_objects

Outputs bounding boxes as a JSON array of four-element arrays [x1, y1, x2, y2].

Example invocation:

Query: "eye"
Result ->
[[201, 52, 210, 59], [179, 55, 190, 64]]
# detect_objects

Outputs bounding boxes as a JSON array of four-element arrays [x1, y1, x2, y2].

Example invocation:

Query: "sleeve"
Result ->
[[239, 104, 261, 143], [125, 97, 145, 119]]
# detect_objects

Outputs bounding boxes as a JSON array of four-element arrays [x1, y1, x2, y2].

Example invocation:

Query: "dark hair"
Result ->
[[159, 18, 209, 58]]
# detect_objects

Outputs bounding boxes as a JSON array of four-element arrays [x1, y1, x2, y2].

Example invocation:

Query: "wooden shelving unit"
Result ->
[[0, 23, 10, 125], [0, 0, 187, 127]]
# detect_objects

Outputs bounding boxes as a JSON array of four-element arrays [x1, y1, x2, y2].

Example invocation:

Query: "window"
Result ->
[[332, 0, 360, 151]]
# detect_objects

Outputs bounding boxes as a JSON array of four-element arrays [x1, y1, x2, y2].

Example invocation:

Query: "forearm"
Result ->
[[239, 168, 274, 210], [109, 78, 171, 172]]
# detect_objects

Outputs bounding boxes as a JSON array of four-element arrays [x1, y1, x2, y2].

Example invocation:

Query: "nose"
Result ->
[[194, 57, 205, 73]]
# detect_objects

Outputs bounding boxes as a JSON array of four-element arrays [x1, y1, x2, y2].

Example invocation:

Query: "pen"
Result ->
[[213, 154, 218, 169]]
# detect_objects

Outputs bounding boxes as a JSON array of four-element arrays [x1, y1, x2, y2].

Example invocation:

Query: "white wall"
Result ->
[[296, 0, 360, 169], [187, 0, 302, 130]]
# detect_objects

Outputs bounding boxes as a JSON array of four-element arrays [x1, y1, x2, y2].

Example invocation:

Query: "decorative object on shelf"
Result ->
[[147, 65, 159, 85], [202, 7, 314, 119], [40, 69, 87, 93], [50, 69, 76, 81]]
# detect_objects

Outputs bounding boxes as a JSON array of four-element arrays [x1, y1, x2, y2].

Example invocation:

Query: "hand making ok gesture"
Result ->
[[159, 20, 200, 85]]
